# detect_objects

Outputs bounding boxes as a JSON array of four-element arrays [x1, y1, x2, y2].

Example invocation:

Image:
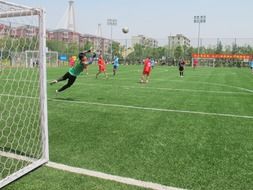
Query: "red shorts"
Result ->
[[143, 69, 151, 76], [99, 65, 106, 72]]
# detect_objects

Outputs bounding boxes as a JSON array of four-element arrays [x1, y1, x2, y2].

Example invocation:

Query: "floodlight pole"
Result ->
[[197, 21, 201, 58], [194, 15, 206, 60], [168, 33, 171, 64], [107, 19, 117, 62]]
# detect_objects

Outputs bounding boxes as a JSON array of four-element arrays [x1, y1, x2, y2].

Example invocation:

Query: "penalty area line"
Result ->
[[0, 93, 252, 119], [48, 98, 253, 120], [47, 161, 185, 190]]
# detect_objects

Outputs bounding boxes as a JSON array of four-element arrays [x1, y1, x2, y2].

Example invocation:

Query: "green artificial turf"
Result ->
[[1, 65, 253, 189]]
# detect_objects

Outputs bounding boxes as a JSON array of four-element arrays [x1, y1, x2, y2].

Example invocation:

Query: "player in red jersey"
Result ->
[[96, 54, 108, 79], [193, 58, 198, 69], [140, 57, 152, 83]]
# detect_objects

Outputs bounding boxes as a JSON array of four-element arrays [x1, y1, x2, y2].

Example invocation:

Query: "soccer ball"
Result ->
[[122, 27, 129, 34]]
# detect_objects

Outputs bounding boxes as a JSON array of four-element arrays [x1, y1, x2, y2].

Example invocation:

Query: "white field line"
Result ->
[[107, 75, 253, 93], [6, 70, 253, 94], [0, 128, 184, 190], [1, 78, 252, 95], [77, 83, 252, 95], [0, 151, 185, 190], [49, 98, 253, 120], [47, 161, 185, 190], [1, 93, 253, 119], [168, 80, 253, 93]]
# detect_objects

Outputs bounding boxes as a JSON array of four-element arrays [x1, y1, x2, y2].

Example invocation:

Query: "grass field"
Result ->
[[1, 64, 253, 190]]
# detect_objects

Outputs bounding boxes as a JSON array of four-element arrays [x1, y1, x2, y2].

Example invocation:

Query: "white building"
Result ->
[[168, 34, 190, 48], [132, 35, 158, 48]]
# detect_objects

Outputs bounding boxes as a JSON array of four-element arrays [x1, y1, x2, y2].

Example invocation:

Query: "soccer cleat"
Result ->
[[50, 80, 58, 85]]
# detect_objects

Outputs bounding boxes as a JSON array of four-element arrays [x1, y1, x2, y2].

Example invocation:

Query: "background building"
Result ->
[[168, 34, 190, 48], [47, 29, 79, 43], [79, 34, 112, 54], [132, 35, 158, 48]]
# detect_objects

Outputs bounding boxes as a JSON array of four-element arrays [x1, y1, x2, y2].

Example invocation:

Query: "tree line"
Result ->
[[1, 37, 252, 66]]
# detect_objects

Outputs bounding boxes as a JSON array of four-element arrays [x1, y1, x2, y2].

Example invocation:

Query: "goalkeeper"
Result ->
[[50, 50, 95, 92]]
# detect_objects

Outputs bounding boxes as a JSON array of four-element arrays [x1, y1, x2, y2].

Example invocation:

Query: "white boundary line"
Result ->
[[0, 151, 185, 190], [1, 93, 253, 119], [49, 98, 253, 120], [168, 80, 253, 93], [78, 83, 252, 95], [47, 161, 186, 190]]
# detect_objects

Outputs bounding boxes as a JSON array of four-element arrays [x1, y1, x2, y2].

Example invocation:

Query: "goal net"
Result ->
[[0, 1, 48, 188], [192, 58, 215, 67], [10, 50, 58, 68]]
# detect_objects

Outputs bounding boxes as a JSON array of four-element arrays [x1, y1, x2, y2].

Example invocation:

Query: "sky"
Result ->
[[9, 0, 253, 41]]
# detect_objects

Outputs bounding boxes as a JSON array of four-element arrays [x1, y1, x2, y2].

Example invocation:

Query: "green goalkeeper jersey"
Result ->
[[68, 61, 84, 76]]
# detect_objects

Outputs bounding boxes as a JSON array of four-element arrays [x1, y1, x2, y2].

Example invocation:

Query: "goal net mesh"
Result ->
[[0, 1, 48, 188]]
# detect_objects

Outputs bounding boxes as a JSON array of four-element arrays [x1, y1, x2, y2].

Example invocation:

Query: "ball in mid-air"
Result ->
[[122, 27, 129, 34]]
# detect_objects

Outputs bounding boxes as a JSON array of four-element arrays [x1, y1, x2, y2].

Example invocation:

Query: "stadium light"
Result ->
[[194, 15, 206, 59], [107, 19, 117, 62]]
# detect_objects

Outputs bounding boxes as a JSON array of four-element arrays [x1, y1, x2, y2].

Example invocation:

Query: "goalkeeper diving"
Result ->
[[50, 49, 96, 92]]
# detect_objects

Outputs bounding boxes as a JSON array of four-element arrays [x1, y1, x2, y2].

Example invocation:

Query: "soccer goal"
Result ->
[[24, 50, 59, 68], [11, 50, 58, 68], [192, 58, 216, 67], [0, 1, 48, 188]]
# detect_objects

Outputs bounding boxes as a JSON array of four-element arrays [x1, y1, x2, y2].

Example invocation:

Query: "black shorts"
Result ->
[[179, 67, 184, 71], [57, 72, 77, 92], [63, 72, 76, 81]]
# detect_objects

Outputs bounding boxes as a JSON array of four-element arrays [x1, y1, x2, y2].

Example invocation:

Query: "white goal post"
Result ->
[[0, 1, 48, 188]]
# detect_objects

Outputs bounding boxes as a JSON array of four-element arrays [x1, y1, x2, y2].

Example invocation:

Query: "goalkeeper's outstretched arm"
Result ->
[[82, 48, 94, 54]]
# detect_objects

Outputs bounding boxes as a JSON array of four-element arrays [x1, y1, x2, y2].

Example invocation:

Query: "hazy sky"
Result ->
[[10, 0, 253, 40]]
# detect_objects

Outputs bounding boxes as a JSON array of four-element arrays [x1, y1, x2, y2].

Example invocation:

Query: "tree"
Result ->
[[174, 46, 183, 60], [232, 43, 238, 54], [67, 42, 79, 56], [83, 41, 93, 51], [224, 45, 232, 54], [215, 40, 223, 54], [184, 47, 194, 61], [47, 40, 68, 54], [112, 42, 121, 57]]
